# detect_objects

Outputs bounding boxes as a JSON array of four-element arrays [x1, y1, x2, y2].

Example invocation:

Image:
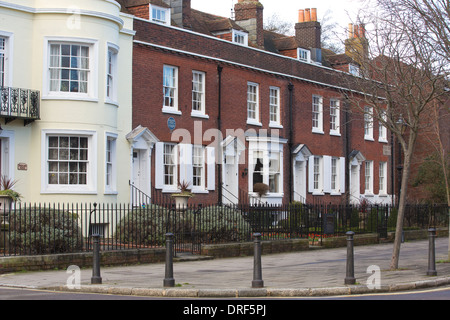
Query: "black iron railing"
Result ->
[[0, 87, 40, 124], [0, 202, 447, 257]]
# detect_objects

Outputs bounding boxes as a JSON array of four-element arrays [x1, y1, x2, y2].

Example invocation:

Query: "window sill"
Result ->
[[364, 136, 374, 142], [42, 188, 97, 195], [192, 189, 209, 194], [330, 131, 341, 137], [162, 107, 182, 116], [162, 187, 179, 194], [312, 128, 324, 135], [105, 99, 119, 107], [378, 138, 388, 144], [269, 122, 283, 129], [43, 94, 98, 103], [247, 119, 262, 127], [249, 192, 284, 198], [191, 111, 209, 119]]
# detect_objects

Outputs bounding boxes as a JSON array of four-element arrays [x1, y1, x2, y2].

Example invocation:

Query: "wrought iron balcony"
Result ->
[[0, 86, 40, 125]]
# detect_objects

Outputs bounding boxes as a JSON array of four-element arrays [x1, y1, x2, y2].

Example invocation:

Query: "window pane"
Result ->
[[47, 135, 88, 186], [49, 43, 89, 94]]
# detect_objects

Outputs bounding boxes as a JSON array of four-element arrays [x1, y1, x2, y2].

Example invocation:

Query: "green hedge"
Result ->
[[7, 208, 82, 254]]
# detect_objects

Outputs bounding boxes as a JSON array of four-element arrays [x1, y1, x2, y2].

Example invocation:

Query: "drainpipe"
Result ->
[[288, 82, 294, 204], [344, 96, 351, 205], [217, 65, 223, 205], [391, 131, 394, 206]]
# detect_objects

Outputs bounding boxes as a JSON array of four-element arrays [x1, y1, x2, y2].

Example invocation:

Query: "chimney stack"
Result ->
[[295, 8, 322, 63], [234, 0, 264, 48], [345, 23, 369, 65], [163, 0, 192, 28]]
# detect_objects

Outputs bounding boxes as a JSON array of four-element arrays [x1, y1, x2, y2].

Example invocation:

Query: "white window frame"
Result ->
[[150, 5, 171, 25], [330, 99, 341, 136], [312, 95, 324, 134], [105, 43, 119, 105], [365, 160, 374, 194], [247, 137, 286, 198], [349, 63, 361, 77], [0, 31, 13, 88], [331, 157, 338, 193], [364, 106, 374, 141], [268, 151, 281, 194], [156, 142, 215, 193], [41, 129, 97, 194], [191, 70, 208, 118], [308, 156, 324, 195], [379, 161, 387, 195], [192, 145, 206, 191], [269, 86, 282, 128], [105, 133, 117, 194], [298, 48, 311, 63], [246, 82, 261, 126], [163, 143, 178, 190], [44, 37, 98, 102], [162, 65, 180, 115], [378, 110, 388, 143], [232, 29, 248, 46]]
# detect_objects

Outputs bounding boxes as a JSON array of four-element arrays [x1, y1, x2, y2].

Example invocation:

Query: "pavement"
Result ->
[[0, 238, 450, 298]]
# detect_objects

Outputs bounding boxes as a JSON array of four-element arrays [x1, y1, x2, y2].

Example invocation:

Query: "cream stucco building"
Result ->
[[0, 0, 135, 203]]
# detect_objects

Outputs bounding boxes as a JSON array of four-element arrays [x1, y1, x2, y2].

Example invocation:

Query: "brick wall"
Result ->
[[132, 18, 391, 205]]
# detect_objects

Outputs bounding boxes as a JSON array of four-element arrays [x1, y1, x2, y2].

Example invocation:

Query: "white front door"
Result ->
[[132, 149, 150, 196], [350, 164, 360, 204], [294, 161, 307, 203], [223, 155, 239, 204]]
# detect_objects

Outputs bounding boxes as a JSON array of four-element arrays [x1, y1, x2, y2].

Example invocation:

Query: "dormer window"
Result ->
[[232, 30, 248, 46], [297, 48, 311, 63], [150, 5, 171, 25], [349, 63, 361, 76]]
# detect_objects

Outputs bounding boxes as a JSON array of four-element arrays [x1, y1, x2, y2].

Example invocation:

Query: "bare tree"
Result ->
[[394, 0, 450, 261], [343, 0, 448, 269]]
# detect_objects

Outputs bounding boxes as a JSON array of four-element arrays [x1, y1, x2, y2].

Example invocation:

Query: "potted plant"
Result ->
[[253, 183, 269, 199], [0, 176, 21, 223], [171, 180, 193, 209]]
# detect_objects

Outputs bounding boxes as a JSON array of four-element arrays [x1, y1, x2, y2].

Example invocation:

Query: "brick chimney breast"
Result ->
[[234, 0, 264, 48]]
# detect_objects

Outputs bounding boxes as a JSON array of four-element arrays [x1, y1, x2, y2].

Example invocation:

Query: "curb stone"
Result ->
[[40, 276, 450, 298]]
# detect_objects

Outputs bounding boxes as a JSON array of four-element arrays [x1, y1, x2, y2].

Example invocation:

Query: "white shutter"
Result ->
[[340, 157, 346, 194], [179, 144, 193, 186], [308, 156, 314, 193], [323, 156, 332, 193], [206, 146, 215, 191], [155, 142, 164, 189]]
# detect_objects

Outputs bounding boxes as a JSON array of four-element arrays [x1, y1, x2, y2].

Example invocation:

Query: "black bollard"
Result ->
[[252, 233, 264, 288], [345, 231, 356, 285], [164, 233, 175, 287], [427, 228, 437, 276], [91, 234, 102, 284]]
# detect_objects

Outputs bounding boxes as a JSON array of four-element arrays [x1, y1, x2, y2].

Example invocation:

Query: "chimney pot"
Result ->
[[311, 8, 317, 22], [298, 9, 305, 23], [348, 23, 354, 38], [305, 9, 311, 22]]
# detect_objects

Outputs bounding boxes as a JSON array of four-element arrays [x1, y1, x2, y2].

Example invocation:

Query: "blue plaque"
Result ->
[[167, 117, 176, 131]]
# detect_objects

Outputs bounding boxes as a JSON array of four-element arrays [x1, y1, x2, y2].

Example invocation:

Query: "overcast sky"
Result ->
[[190, 0, 368, 32]]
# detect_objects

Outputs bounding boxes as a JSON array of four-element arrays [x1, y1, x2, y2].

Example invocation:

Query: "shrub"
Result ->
[[115, 204, 172, 247], [8, 206, 82, 254], [195, 205, 252, 243], [114, 205, 252, 246]]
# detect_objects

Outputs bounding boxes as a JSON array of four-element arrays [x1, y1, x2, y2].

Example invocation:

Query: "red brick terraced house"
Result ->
[[117, 0, 394, 206]]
